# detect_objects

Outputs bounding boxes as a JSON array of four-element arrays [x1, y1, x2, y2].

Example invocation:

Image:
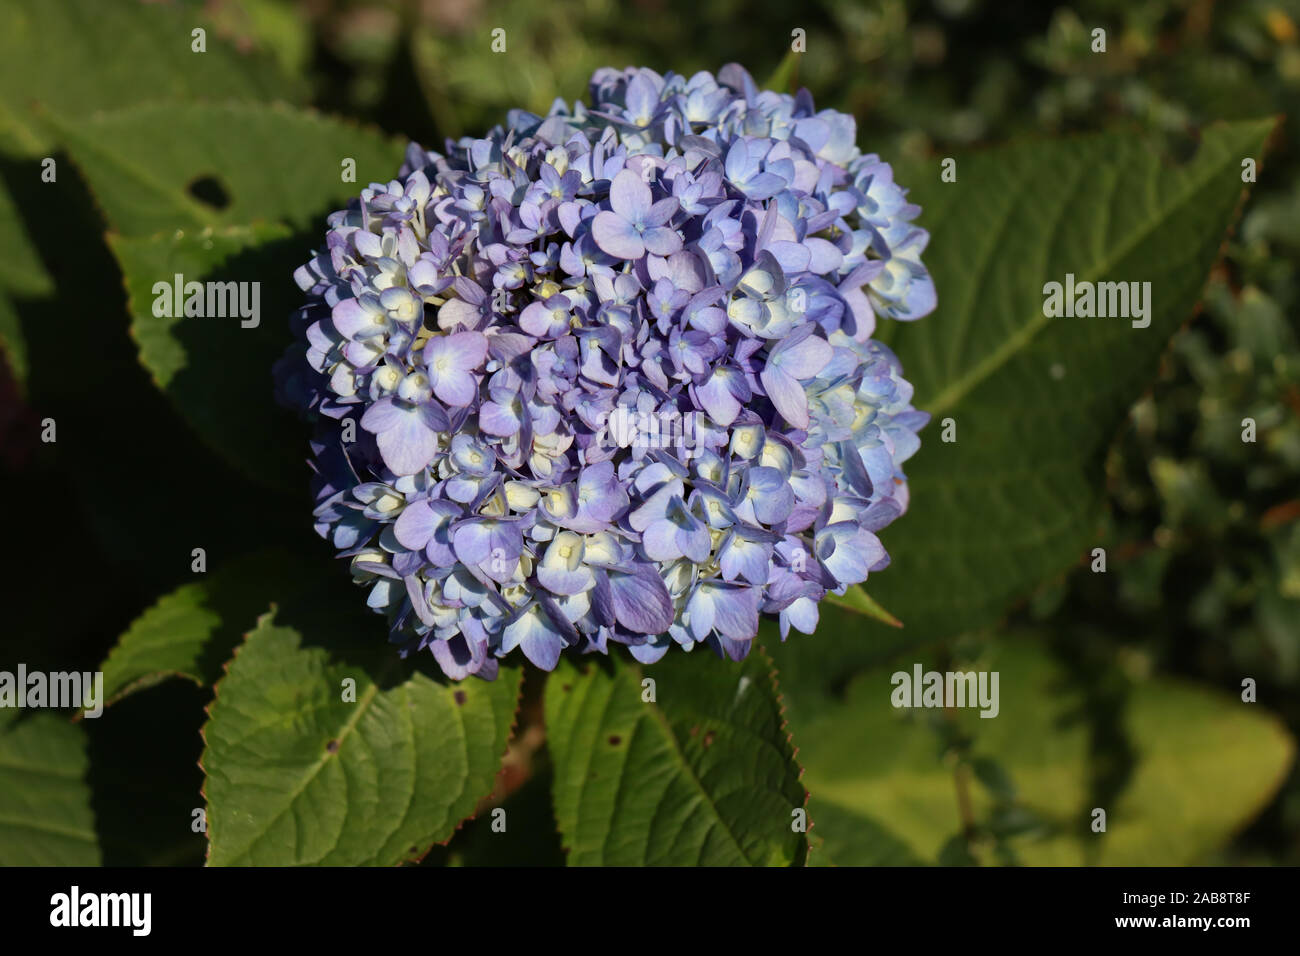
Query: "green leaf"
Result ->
[[793, 650, 1035, 864], [48, 102, 406, 481], [762, 49, 801, 94], [0, 0, 303, 388], [780, 120, 1276, 686], [203, 0, 314, 80], [48, 102, 404, 239], [794, 636, 1294, 865], [824, 587, 903, 627], [806, 799, 925, 866], [0, 710, 100, 865], [0, 0, 303, 154], [201, 607, 523, 866], [879, 120, 1274, 637], [545, 647, 807, 865], [107, 224, 303, 484], [1102, 675, 1295, 865], [99, 550, 313, 707]]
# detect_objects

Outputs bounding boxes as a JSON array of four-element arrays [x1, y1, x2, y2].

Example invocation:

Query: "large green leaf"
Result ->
[[776, 119, 1276, 689], [545, 648, 807, 865], [795, 636, 1294, 865], [0, 0, 303, 154], [877, 120, 1275, 636], [795, 638, 1085, 864], [107, 223, 304, 483], [48, 102, 404, 238], [0, 709, 100, 865], [0, 0, 302, 390], [48, 102, 406, 482], [1104, 675, 1295, 865], [201, 607, 523, 866], [99, 550, 313, 707]]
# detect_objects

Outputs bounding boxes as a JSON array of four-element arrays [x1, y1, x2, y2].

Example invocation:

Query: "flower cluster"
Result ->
[[275, 64, 935, 680]]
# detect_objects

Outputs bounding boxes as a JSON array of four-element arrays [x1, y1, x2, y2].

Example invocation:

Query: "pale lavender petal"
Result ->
[[694, 372, 742, 425], [332, 298, 382, 339], [760, 366, 809, 428], [426, 330, 489, 369], [778, 333, 833, 379], [360, 396, 403, 433], [394, 499, 437, 549], [431, 634, 490, 681], [361, 400, 440, 476], [451, 521, 492, 565], [644, 197, 679, 228], [640, 226, 682, 257], [431, 369, 477, 407], [706, 585, 760, 640], [501, 606, 567, 670], [608, 168, 651, 221], [627, 638, 671, 664], [592, 211, 645, 260], [609, 564, 674, 633], [719, 534, 770, 585], [479, 399, 521, 436], [804, 238, 844, 274], [641, 518, 684, 561]]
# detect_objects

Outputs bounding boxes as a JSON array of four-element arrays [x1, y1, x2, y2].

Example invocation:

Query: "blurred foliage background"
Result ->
[[2, 0, 1297, 864]]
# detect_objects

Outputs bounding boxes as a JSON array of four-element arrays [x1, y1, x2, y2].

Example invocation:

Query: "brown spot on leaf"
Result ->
[[609, 735, 621, 746], [454, 690, 467, 707], [326, 739, 340, 754], [703, 731, 715, 748]]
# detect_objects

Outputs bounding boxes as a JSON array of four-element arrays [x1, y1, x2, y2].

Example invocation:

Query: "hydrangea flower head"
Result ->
[[276, 64, 936, 680]]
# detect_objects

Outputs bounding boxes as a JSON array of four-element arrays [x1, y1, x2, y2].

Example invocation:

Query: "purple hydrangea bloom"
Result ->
[[275, 64, 936, 680]]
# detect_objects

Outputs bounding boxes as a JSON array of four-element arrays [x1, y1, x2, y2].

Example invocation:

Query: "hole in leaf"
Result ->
[[187, 175, 231, 210]]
